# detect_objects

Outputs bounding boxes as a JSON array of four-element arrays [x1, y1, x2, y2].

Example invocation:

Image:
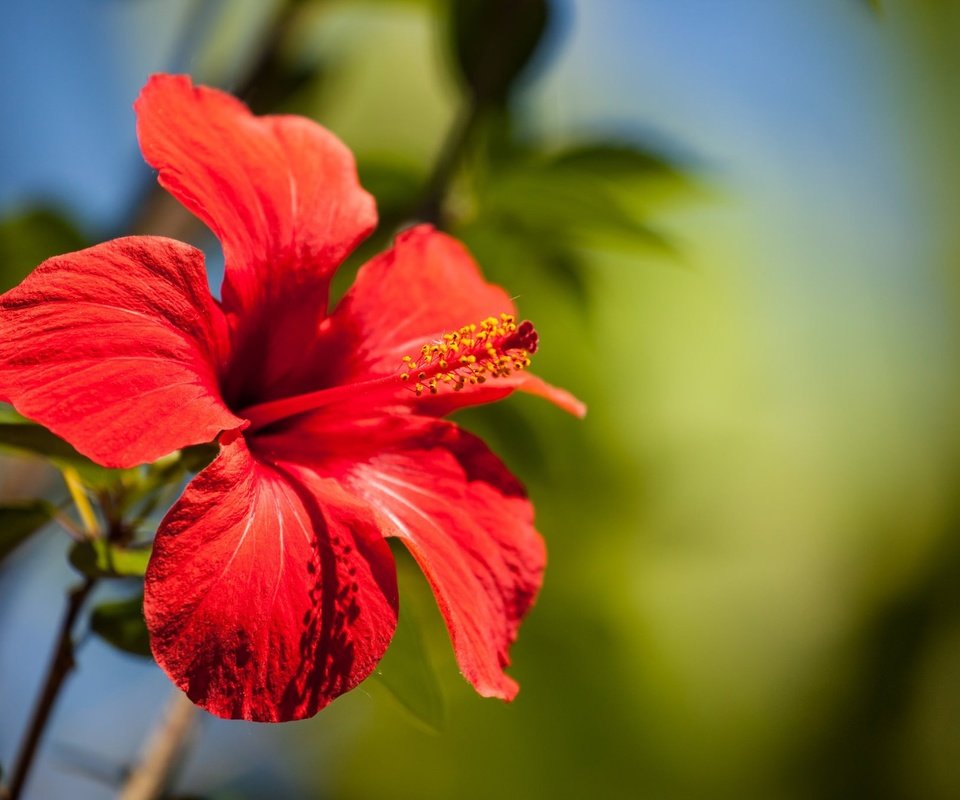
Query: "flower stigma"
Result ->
[[400, 313, 539, 397], [239, 314, 539, 429]]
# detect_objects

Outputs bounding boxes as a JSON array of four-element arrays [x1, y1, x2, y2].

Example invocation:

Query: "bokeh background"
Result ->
[[3, 0, 960, 797]]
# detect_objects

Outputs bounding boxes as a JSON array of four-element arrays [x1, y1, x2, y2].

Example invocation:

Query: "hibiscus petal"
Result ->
[[144, 435, 398, 722], [326, 225, 583, 416], [331, 225, 514, 377], [135, 74, 376, 401], [334, 418, 545, 701], [0, 236, 243, 467]]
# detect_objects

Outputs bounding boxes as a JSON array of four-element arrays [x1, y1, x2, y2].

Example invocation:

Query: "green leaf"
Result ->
[[177, 442, 219, 474], [0, 405, 28, 424], [481, 165, 673, 250], [0, 421, 91, 462], [468, 133, 685, 257], [89, 594, 152, 658], [0, 416, 130, 488], [357, 158, 425, 220], [0, 500, 56, 564], [69, 539, 151, 578], [0, 207, 89, 291], [370, 601, 445, 732], [450, 0, 550, 105], [456, 218, 592, 307], [551, 143, 681, 182]]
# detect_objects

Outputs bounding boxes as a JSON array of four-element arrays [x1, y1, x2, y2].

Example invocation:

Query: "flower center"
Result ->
[[399, 313, 538, 397], [239, 313, 538, 431]]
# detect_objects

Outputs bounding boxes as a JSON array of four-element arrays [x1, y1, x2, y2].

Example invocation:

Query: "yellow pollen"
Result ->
[[397, 312, 538, 398]]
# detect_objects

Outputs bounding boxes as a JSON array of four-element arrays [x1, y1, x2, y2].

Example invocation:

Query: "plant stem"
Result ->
[[118, 689, 198, 800], [60, 467, 98, 537], [5, 577, 97, 800], [414, 100, 484, 229]]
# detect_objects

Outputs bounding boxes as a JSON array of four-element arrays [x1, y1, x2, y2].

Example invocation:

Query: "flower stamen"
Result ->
[[240, 314, 539, 430], [400, 313, 538, 397]]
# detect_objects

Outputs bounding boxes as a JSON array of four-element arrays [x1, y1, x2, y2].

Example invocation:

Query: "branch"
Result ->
[[5, 577, 97, 800], [414, 101, 483, 229], [118, 690, 198, 800]]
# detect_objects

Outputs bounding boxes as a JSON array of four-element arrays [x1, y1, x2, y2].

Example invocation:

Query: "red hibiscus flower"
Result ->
[[0, 75, 584, 721]]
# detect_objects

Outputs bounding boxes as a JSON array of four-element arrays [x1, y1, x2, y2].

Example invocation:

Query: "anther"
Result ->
[[397, 312, 538, 398]]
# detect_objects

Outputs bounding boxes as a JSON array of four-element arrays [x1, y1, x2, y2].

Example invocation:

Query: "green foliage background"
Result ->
[[4, 1, 960, 798]]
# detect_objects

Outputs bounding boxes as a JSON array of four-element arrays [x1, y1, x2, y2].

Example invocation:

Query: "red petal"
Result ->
[[0, 237, 242, 467], [331, 225, 515, 380], [144, 435, 398, 722], [135, 74, 376, 401], [329, 418, 545, 700], [325, 225, 582, 416]]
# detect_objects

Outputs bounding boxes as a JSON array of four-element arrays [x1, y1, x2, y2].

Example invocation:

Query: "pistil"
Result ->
[[399, 314, 538, 397], [239, 313, 538, 431]]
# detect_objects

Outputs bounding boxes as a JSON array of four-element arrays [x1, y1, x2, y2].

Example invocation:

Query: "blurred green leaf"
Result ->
[[0, 404, 28, 424], [457, 217, 594, 313], [481, 164, 672, 250], [450, 0, 550, 105], [178, 442, 219, 474], [371, 600, 445, 732], [0, 207, 89, 291], [465, 137, 689, 283], [69, 539, 151, 579], [357, 158, 425, 220], [89, 594, 152, 658], [0, 422, 93, 463], [0, 499, 56, 564], [550, 143, 681, 182], [0, 417, 130, 489], [114, 443, 218, 521], [477, 108, 535, 169]]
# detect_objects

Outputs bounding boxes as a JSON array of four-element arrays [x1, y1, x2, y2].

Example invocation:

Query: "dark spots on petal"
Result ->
[[235, 636, 252, 669], [271, 473, 373, 718]]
